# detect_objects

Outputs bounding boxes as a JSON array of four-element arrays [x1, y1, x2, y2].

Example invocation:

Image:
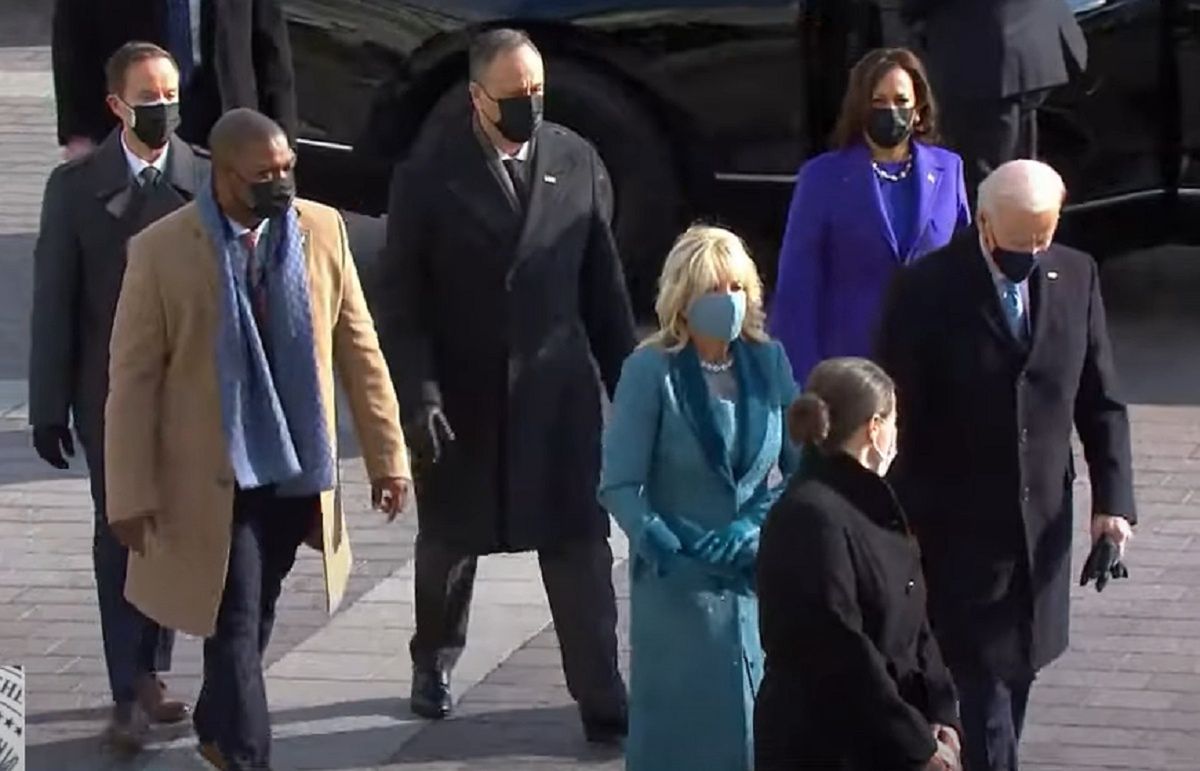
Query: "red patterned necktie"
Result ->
[[241, 231, 268, 332]]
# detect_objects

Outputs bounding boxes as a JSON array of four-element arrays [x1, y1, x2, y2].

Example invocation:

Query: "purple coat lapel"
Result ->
[[908, 143, 949, 262], [847, 144, 900, 258]]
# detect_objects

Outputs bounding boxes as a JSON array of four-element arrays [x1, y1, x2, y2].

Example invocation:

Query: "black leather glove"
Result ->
[[405, 406, 455, 465], [1080, 535, 1129, 592], [32, 424, 75, 470]]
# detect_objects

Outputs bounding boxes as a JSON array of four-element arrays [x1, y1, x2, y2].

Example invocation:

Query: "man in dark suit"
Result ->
[[903, 0, 1088, 197], [379, 28, 635, 744], [877, 159, 1136, 771], [29, 41, 208, 750], [52, 0, 297, 158]]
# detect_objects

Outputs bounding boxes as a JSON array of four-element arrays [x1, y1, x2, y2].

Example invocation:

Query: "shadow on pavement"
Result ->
[[1100, 246, 1200, 407], [266, 701, 618, 769]]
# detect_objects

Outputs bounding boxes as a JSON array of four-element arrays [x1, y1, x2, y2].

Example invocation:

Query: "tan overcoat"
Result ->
[[104, 198, 409, 637]]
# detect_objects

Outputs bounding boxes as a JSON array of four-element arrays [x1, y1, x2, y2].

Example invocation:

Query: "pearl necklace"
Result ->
[[699, 356, 734, 374], [872, 158, 913, 182]]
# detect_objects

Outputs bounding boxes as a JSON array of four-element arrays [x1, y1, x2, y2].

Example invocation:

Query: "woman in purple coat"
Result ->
[[770, 48, 971, 383]]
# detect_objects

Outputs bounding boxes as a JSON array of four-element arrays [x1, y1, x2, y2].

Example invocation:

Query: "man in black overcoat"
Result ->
[[877, 159, 1136, 771], [378, 29, 636, 742], [52, 0, 297, 157], [903, 0, 1088, 198], [29, 42, 208, 748]]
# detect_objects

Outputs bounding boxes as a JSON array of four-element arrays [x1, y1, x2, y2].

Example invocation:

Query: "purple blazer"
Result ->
[[768, 142, 970, 383]]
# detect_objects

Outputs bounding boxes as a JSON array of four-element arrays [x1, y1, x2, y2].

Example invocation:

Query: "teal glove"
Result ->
[[694, 519, 759, 566], [638, 517, 684, 577], [732, 531, 760, 570]]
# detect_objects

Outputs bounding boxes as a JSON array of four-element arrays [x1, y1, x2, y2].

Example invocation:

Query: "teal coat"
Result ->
[[599, 338, 800, 771]]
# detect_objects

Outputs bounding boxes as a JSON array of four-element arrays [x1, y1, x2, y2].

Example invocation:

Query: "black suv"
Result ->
[[286, 0, 1200, 299]]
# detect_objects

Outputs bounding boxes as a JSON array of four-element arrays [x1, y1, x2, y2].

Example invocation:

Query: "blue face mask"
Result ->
[[687, 290, 747, 342]]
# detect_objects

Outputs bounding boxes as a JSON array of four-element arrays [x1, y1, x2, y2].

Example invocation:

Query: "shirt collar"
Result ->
[[497, 142, 530, 162], [225, 215, 269, 243], [472, 115, 530, 162], [120, 131, 169, 180]]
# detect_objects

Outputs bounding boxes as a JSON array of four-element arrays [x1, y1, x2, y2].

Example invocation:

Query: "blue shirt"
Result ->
[[875, 161, 919, 257]]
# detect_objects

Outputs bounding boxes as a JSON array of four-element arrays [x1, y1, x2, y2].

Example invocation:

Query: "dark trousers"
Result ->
[[410, 532, 627, 722], [84, 440, 174, 704], [941, 90, 1050, 207], [954, 668, 1036, 771], [193, 488, 314, 770]]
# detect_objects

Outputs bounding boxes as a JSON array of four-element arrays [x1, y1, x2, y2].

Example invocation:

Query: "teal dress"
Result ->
[[599, 338, 800, 771]]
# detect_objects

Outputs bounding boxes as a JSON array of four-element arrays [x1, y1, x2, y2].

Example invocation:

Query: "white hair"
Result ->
[[977, 159, 1066, 216]]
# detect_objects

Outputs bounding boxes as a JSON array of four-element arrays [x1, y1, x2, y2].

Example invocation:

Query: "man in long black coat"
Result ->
[[877, 160, 1136, 771], [52, 0, 297, 157], [378, 29, 635, 742], [29, 41, 208, 748], [903, 0, 1088, 198]]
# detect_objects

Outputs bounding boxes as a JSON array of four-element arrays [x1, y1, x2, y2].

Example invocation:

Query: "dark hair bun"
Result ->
[[788, 393, 830, 445]]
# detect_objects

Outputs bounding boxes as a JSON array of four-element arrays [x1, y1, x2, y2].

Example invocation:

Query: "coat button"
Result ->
[[906, 579, 915, 594]]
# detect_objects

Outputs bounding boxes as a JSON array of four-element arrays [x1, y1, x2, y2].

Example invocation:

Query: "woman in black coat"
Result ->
[[755, 357, 962, 771]]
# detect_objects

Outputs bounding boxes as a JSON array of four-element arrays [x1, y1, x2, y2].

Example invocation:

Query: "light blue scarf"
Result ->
[[196, 183, 333, 497]]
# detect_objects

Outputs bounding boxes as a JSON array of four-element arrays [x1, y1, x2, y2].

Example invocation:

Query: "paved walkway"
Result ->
[[3, 43, 1200, 771]]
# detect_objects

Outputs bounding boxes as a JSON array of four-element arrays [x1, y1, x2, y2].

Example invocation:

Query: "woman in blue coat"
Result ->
[[599, 225, 800, 771], [769, 47, 971, 383]]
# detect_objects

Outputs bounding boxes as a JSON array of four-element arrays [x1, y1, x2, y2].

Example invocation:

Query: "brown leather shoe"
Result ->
[[103, 702, 147, 753], [135, 673, 190, 724], [197, 741, 228, 770]]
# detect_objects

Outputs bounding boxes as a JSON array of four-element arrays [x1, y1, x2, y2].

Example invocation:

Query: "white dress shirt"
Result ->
[[497, 142, 530, 163], [121, 131, 170, 182]]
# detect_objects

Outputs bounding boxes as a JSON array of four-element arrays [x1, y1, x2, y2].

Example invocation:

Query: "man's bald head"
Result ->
[[977, 160, 1066, 257], [978, 159, 1066, 219], [208, 108, 287, 167]]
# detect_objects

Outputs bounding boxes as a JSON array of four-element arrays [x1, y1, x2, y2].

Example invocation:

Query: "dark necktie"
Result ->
[[502, 158, 528, 210], [139, 166, 162, 188], [242, 231, 268, 333], [165, 0, 195, 86]]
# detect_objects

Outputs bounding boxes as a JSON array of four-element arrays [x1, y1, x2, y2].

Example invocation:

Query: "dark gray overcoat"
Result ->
[[379, 119, 637, 554], [29, 130, 208, 472], [876, 229, 1136, 679]]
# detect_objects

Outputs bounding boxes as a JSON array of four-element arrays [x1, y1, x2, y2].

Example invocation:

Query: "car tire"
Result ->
[[413, 59, 685, 314]]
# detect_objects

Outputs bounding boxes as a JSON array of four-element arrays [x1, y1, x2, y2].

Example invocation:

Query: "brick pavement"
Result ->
[[4, 38, 1200, 771]]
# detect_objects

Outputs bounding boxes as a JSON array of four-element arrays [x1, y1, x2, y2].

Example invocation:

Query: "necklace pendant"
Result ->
[[872, 158, 913, 183], [699, 357, 734, 374]]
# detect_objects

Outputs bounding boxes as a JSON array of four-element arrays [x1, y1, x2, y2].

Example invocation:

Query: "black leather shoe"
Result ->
[[410, 668, 452, 720], [582, 713, 628, 746]]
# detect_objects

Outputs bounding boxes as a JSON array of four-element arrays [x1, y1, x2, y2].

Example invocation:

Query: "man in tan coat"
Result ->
[[105, 108, 410, 771]]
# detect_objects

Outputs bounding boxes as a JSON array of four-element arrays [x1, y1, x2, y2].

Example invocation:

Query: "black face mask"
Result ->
[[246, 174, 296, 221], [490, 93, 544, 144], [992, 248, 1039, 283], [866, 106, 914, 149], [127, 101, 181, 149]]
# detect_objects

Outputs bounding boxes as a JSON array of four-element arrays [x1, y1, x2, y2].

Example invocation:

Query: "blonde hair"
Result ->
[[643, 224, 769, 351]]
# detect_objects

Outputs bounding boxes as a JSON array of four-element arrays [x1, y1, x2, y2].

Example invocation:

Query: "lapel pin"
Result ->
[[544, 174, 557, 184], [1047, 270, 1059, 280], [926, 172, 936, 183]]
